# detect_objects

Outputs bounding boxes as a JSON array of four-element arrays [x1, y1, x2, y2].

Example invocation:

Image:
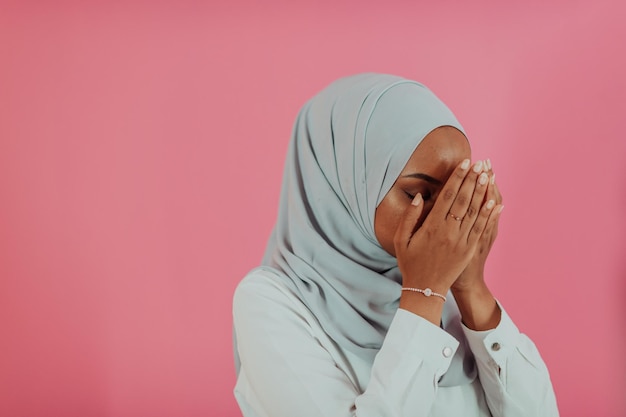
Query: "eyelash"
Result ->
[[405, 191, 432, 201]]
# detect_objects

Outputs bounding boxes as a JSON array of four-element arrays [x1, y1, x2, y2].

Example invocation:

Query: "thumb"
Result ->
[[393, 193, 424, 252]]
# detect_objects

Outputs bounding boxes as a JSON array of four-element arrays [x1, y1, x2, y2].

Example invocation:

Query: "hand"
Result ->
[[394, 159, 499, 297], [452, 159, 504, 293]]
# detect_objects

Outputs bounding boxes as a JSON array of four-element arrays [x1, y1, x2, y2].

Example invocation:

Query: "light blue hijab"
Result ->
[[261, 73, 465, 365]]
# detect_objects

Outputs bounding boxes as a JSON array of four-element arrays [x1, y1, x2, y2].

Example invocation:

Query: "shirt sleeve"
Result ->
[[233, 276, 460, 417], [461, 302, 560, 417]]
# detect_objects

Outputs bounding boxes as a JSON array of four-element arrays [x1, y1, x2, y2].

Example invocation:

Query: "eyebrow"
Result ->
[[401, 173, 443, 185]]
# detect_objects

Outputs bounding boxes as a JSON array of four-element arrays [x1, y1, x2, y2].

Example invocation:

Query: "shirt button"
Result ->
[[491, 342, 501, 351], [442, 347, 453, 358]]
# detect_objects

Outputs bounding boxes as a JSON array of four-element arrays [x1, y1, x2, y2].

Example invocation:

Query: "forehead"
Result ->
[[401, 127, 471, 175]]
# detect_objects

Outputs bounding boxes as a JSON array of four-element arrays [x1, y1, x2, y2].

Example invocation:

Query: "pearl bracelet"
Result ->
[[401, 287, 447, 302]]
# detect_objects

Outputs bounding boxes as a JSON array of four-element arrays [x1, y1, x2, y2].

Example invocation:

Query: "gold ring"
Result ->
[[448, 212, 462, 221]]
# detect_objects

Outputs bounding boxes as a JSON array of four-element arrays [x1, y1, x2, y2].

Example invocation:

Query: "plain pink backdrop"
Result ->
[[1, 1, 625, 416]]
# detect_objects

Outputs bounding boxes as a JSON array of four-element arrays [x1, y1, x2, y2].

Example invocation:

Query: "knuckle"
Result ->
[[454, 169, 466, 180], [456, 194, 468, 206], [438, 234, 454, 247], [466, 205, 477, 218], [464, 171, 479, 185], [442, 229, 456, 242], [443, 188, 455, 201], [423, 224, 436, 237]]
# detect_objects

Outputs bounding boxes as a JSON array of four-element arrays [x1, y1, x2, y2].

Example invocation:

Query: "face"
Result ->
[[374, 126, 471, 257]]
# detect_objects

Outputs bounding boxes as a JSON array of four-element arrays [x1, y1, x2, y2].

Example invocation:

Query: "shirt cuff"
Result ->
[[461, 301, 521, 369], [387, 308, 461, 379]]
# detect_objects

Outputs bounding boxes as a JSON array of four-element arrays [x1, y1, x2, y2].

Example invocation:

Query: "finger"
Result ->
[[467, 198, 497, 245], [484, 173, 497, 205], [393, 193, 424, 251], [491, 177, 503, 204], [486, 159, 503, 205], [447, 160, 485, 223], [429, 158, 472, 220], [482, 203, 503, 242], [460, 169, 490, 232]]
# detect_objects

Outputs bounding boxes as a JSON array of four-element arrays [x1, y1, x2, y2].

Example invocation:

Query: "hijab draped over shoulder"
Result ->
[[261, 73, 464, 363]]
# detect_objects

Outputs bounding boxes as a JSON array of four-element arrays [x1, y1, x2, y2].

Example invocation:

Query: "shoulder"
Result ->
[[234, 266, 296, 307], [233, 267, 313, 328]]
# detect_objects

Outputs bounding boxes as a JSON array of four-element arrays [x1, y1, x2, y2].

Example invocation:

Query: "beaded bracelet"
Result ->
[[401, 287, 447, 302]]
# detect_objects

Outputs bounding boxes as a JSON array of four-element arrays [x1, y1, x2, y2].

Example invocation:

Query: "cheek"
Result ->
[[374, 195, 409, 255]]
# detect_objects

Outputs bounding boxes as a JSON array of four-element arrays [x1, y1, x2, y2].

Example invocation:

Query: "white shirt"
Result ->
[[233, 269, 559, 417]]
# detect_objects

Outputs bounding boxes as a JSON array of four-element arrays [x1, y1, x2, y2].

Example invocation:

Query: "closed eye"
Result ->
[[405, 191, 432, 201]]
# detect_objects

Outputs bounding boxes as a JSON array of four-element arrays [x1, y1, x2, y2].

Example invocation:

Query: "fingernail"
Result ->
[[411, 193, 422, 206], [486, 199, 495, 209], [478, 173, 488, 185], [473, 161, 483, 173], [461, 159, 470, 170], [486, 159, 492, 170], [490, 173, 496, 185]]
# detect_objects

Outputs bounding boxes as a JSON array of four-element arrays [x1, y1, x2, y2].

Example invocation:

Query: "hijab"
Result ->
[[260, 73, 467, 367]]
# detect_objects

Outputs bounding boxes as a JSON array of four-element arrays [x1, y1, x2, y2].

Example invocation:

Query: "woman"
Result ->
[[233, 73, 559, 416]]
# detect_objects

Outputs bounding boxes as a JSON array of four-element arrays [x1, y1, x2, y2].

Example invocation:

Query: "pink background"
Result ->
[[1, 1, 625, 416]]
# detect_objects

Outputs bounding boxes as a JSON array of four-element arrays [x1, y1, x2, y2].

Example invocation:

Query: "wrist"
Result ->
[[451, 282, 501, 331], [401, 271, 451, 297], [399, 291, 445, 326], [451, 277, 488, 298], [452, 267, 485, 292]]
